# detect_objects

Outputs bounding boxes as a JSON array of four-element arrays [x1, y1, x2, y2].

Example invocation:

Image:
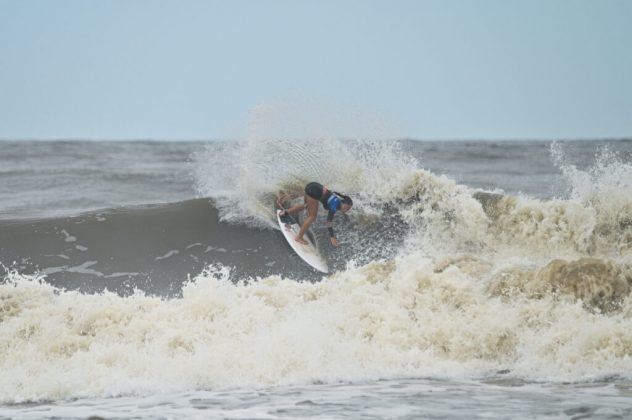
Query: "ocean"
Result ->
[[1, 138, 631, 419]]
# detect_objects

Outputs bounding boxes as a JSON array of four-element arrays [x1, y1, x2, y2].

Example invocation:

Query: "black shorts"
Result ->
[[304, 182, 324, 201]]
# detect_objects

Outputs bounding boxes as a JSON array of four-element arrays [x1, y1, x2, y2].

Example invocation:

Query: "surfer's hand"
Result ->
[[330, 237, 339, 247]]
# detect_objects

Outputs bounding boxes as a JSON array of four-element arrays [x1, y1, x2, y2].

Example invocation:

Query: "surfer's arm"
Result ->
[[326, 210, 338, 246], [276, 191, 300, 208], [326, 210, 335, 235]]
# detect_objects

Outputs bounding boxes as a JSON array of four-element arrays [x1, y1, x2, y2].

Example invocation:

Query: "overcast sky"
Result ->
[[0, 0, 630, 140]]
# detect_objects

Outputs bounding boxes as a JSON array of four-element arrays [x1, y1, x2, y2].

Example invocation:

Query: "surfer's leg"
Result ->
[[285, 202, 306, 215], [276, 190, 300, 209], [295, 195, 318, 244], [276, 191, 289, 209]]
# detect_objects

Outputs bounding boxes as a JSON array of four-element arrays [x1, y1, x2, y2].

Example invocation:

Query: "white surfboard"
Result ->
[[276, 210, 328, 273]]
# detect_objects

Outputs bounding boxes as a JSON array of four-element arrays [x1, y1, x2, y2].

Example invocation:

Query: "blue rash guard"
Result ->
[[325, 194, 341, 220]]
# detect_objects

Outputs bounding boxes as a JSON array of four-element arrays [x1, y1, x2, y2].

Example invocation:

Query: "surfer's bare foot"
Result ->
[[295, 236, 308, 245]]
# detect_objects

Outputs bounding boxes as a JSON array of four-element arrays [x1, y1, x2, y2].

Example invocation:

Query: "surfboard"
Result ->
[[276, 209, 328, 273]]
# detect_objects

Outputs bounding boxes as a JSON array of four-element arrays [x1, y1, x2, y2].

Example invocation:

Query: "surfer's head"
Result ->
[[336, 193, 353, 213]]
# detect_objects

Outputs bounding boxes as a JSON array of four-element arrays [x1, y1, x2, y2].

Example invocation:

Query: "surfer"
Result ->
[[277, 182, 352, 247]]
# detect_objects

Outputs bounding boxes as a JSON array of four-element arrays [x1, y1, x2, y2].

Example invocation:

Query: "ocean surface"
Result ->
[[1, 138, 632, 419]]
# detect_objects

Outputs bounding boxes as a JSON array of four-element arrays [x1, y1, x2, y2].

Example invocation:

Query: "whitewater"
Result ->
[[1, 137, 631, 419]]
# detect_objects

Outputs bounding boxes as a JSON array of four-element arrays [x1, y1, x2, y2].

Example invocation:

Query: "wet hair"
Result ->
[[335, 192, 353, 207]]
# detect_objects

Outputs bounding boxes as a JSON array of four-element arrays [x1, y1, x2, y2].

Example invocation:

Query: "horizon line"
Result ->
[[1, 137, 631, 143]]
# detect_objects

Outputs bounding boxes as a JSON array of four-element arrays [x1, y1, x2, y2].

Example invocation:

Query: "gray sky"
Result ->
[[0, 0, 630, 140]]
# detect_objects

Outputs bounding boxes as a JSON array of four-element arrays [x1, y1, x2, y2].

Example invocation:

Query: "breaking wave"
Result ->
[[2, 139, 632, 403]]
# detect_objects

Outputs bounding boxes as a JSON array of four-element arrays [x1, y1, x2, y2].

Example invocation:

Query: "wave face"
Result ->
[[1, 139, 632, 402], [0, 198, 331, 295]]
